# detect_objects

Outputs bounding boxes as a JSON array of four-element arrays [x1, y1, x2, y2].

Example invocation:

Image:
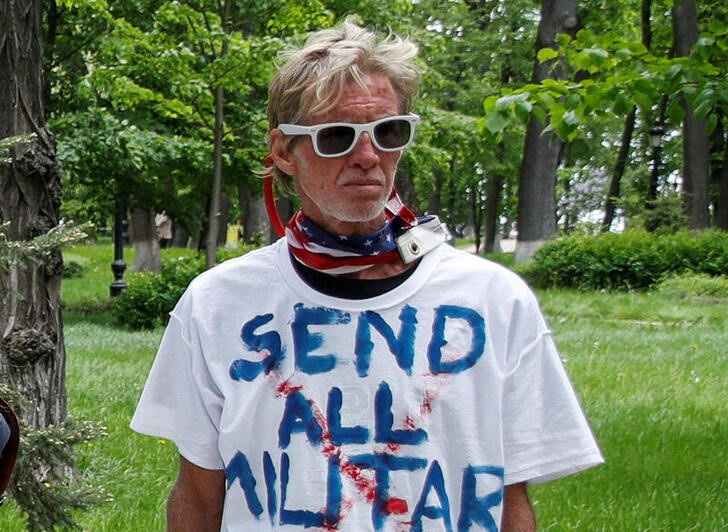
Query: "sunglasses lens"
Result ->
[[316, 126, 356, 156], [374, 119, 411, 150]]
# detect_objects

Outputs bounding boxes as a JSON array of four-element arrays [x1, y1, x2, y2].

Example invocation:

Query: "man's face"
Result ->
[[271, 73, 403, 236]]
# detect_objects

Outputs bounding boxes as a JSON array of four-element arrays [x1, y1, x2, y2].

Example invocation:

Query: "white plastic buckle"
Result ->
[[396, 217, 448, 263]]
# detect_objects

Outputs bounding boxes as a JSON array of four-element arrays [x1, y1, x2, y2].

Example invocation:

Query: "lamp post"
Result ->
[[647, 124, 665, 205], [110, 196, 128, 297]]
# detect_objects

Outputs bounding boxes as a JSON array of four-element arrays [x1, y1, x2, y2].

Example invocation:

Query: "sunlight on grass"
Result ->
[[64, 316, 176, 530], [532, 290, 727, 530]]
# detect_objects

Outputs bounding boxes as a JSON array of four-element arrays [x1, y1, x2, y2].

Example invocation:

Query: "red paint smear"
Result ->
[[266, 371, 452, 527], [387, 442, 400, 453], [275, 378, 303, 397], [340, 461, 377, 502], [310, 400, 379, 502], [420, 390, 436, 415], [341, 497, 354, 513], [385, 498, 409, 515], [321, 508, 341, 531]]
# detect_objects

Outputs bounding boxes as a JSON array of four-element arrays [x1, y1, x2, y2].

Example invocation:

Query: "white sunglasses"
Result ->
[[278, 114, 420, 158]]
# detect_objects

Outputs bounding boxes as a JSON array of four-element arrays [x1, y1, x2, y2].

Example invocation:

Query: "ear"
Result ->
[[269, 129, 299, 176]]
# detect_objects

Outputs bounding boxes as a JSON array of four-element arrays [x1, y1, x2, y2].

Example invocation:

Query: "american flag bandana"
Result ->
[[286, 193, 447, 274], [264, 173, 448, 274], [286, 211, 405, 274]]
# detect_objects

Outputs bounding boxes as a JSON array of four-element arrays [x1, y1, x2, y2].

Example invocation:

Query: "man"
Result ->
[[131, 19, 603, 531]]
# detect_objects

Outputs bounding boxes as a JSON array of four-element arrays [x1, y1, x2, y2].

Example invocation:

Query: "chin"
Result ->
[[335, 205, 387, 224]]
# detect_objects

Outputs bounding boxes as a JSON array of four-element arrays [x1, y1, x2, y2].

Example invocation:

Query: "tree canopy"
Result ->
[[46, 0, 728, 258]]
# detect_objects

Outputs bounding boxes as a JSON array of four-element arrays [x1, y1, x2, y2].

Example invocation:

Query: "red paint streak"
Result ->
[[340, 461, 377, 502], [341, 497, 354, 513], [420, 390, 436, 415], [321, 508, 340, 531], [385, 498, 409, 515], [265, 371, 453, 528], [275, 378, 303, 397]]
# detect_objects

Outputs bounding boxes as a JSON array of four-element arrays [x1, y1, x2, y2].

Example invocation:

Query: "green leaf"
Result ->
[[483, 95, 499, 113], [537, 47, 559, 62], [514, 100, 533, 124], [705, 113, 718, 135], [668, 100, 686, 124], [495, 92, 531, 111], [531, 105, 547, 124], [613, 93, 631, 116], [484, 111, 511, 135], [555, 33, 573, 48], [615, 48, 632, 60], [563, 110, 580, 126]]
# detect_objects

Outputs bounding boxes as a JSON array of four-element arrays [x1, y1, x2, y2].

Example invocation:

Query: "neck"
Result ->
[[340, 259, 414, 280], [302, 212, 389, 238]]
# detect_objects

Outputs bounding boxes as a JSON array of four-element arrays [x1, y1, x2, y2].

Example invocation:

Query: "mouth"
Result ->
[[343, 180, 383, 188], [339, 173, 386, 188]]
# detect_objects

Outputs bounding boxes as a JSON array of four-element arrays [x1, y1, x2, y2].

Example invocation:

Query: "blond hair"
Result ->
[[267, 18, 420, 193]]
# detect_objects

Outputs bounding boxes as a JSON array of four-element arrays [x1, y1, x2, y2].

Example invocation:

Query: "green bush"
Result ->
[[521, 230, 728, 291], [112, 246, 255, 329], [657, 273, 728, 299], [62, 259, 86, 279]]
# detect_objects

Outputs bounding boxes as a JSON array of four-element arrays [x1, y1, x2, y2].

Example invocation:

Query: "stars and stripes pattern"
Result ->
[[286, 211, 406, 274], [285, 190, 434, 274], [265, 171, 442, 274]]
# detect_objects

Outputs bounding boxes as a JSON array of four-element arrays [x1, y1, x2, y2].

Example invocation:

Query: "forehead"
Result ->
[[309, 73, 400, 124]]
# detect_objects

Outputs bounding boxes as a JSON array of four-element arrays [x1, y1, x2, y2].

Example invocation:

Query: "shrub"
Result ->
[[112, 245, 255, 329], [111, 271, 168, 329], [521, 230, 728, 291], [657, 273, 728, 299], [62, 259, 86, 279]]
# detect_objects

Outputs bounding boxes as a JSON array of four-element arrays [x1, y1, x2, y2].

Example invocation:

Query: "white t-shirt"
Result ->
[[131, 240, 603, 531]]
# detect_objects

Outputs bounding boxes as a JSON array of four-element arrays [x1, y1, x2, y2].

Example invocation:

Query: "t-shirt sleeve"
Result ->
[[130, 304, 225, 470], [501, 299, 604, 486]]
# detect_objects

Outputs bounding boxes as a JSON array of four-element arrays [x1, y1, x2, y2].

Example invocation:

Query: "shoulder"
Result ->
[[435, 245, 532, 294], [425, 245, 544, 324], [178, 241, 284, 306]]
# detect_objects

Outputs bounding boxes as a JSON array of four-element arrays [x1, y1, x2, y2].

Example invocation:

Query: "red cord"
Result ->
[[264, 173, 286, 238]]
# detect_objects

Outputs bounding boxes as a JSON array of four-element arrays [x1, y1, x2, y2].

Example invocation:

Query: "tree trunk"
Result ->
[[515, 0, 579, 264], [427, 167, 444, 216], [238, 183, 270, 244], [672, 0, 710, 229], [483, 171, 503, 253], [206, 84, 225, 269], [395, 169, 419, 213], [204, 0, 233, 269], [0, 0, 66, 429], [714, 118, 728, 230], [602, 1, 656, 232], [469, 183, 482, 254], [128, 205, 161, 272], [171, 224, 191, 247], [715, 155, 728, 230], [603, 107, 636, 231]]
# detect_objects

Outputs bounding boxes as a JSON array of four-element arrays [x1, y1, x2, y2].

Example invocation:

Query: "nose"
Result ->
[[349, 132, 380, 168]]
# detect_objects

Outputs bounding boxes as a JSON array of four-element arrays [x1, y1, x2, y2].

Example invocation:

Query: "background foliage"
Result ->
[[522, 230, 728, 290], [47, 0, 728, 248]]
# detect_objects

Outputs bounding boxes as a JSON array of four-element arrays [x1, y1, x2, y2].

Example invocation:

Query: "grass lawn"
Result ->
[[1, 242, 725, 530]]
